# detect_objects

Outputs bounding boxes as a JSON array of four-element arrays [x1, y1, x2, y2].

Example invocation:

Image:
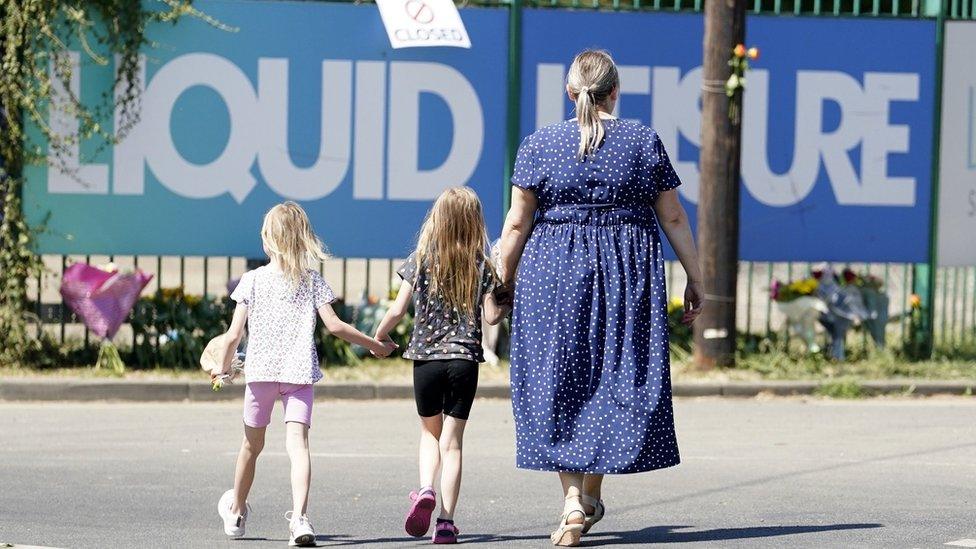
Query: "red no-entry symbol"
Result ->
[[404, 0, 435, 24]]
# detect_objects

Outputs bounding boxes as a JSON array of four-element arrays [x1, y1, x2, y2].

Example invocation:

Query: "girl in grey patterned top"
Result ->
[[374, 187, 508, 543]]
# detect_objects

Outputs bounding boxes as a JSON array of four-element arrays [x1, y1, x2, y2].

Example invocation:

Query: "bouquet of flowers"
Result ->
[[770, 277, 819, 303], [838, 267, 884, 292], [199, 333, 245, 391], [60, 262, 153, 374], [812, 265, 871, 359], [832, 267, 887, 347], [771, 277, 826, 353]]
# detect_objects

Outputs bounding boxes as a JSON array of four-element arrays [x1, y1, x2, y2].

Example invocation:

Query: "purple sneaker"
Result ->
[[405, 487, 437, 537], [432, 519, 459, 544]]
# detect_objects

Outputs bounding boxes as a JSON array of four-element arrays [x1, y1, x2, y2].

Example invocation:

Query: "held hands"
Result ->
[[683, 280, 704, 325], [492, 282, 515, 307], [370, 334, 399, 358]]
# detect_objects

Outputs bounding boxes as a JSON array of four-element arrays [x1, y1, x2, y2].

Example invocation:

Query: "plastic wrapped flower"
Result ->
[[60, 262, 153, 374]]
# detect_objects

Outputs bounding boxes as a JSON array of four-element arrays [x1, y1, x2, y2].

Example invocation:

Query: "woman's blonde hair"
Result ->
[[261, 201, 329, 286], [415, 187, 493, 316], [567, 49, 619, 160]]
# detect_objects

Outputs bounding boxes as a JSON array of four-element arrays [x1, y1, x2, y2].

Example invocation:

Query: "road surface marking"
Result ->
[[945, 540, 976, 547], [222, 451, 408, 458]]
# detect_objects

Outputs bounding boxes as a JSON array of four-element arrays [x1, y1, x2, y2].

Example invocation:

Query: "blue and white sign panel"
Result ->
[[24, 0, 508, 258], [521, 10, 937, 262]]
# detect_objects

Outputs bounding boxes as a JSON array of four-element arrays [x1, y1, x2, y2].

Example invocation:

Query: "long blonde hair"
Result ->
[[415, 187, 492, 316], [260, 201, 329, 286], [567, 49, 619, 160]]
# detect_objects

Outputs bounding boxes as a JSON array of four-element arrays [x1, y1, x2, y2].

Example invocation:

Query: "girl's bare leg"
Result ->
[[232, 425, 266, 515], [419, 415, 444, 489], [285, 421, 311, 516], [437, 416, 467, 520]]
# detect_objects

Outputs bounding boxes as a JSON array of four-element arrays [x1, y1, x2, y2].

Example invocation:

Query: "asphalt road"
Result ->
[[1, 397, 975, 549]]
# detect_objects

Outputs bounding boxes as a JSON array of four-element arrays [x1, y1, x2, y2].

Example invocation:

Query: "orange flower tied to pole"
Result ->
[[726, 43, 760, 123]]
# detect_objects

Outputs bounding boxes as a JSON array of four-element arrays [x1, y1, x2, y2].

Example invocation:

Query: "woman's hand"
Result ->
[[492, 282, 515, 307], [683, 280, 704, 325]]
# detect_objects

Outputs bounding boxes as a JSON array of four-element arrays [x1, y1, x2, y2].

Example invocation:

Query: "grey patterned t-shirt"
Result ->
[[398, 253, 496, 362]]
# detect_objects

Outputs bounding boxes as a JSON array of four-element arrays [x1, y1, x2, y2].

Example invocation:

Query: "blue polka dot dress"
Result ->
[[509, 118, 682, 474]]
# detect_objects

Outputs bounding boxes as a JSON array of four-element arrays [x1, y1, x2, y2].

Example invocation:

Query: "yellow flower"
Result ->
[[747, 47, 760, 60], [909, 294, 922, 309], [733, 44, 746, 58], [667, 297, 685, 314]]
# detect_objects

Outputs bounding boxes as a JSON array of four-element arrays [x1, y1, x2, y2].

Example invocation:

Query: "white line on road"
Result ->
[[684, 455, 976, 468], [945, 540, 976, 547], [222, 451, 409, 458]]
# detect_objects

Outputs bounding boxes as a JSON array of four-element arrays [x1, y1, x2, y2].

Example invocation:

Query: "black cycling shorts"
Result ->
[[413, 359, 479, 420]]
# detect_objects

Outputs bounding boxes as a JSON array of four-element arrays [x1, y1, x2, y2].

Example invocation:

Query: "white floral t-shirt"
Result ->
[[231, 266, 336, 385]]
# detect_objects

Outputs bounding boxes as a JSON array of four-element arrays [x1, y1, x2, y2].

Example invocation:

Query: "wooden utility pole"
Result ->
[[694, 0, 747, 368]]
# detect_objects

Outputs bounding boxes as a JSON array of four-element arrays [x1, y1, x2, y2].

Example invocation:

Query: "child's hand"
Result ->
[[210, 365, 231, 381], [493, 283, 515, 307], [370, 336, 398, 358]]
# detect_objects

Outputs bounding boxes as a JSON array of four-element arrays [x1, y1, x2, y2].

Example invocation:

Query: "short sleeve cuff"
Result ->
[[511, 135, 540, 191], [311, 271, 337, 308], [397, 253, 418, 285], [651, 131, 682, 193], [230, 272, 251, 304]]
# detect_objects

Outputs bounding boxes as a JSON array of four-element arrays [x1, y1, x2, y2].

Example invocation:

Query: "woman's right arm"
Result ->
[[654, 189, 704, 325], [497, 186, 539, 287]]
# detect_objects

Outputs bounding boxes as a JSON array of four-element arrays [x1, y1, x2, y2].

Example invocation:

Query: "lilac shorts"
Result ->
[[243, 382, 314, 428]]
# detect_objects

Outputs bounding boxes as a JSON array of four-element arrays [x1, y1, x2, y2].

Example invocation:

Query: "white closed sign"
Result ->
[[376, 0, 471, 49]]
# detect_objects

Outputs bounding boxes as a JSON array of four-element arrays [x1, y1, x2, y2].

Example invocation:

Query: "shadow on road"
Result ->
[[582, 523, 884, 545], [298, 523, 882, 546]]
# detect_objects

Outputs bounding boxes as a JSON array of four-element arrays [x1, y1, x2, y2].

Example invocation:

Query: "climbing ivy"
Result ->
[[0, 1, 221, 365]]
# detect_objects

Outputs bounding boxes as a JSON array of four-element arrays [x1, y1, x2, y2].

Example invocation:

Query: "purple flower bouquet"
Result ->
[[60, 263, 153, 373]]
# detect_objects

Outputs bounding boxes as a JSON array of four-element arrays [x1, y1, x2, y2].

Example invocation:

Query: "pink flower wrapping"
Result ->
[[60, 263, 154, 339]]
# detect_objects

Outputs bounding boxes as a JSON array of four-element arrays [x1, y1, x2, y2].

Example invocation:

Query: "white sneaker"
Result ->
[[217, 489, 250, 538], [285, 511, 316, 547]]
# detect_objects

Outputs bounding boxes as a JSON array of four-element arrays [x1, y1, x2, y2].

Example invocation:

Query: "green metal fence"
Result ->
[[328, 0, 975, 17]]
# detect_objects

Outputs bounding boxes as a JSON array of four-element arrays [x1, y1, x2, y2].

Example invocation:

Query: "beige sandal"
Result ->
[[581, 494, 606, 534], [550, 495, 586, 546]]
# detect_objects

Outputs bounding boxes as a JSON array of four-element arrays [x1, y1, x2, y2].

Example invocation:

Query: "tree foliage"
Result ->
[[0, 1, 215, 365]]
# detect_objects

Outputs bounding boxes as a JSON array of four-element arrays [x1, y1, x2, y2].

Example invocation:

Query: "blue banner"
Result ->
[[24, 3, 937, 263], [521, 10, 936, 262], [23, 0, 508, 258]]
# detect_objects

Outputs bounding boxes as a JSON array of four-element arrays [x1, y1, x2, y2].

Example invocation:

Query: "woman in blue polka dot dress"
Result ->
[[497, 50, 704, 546]]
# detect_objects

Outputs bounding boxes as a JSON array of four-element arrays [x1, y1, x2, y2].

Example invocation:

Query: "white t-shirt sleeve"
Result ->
[[310, 270, 337, 308], [230, 271, 254, 304]]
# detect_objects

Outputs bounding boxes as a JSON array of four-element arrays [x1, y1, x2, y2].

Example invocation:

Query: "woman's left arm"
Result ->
[[654, 189, 704, 325], [497, 186, 539, 288]]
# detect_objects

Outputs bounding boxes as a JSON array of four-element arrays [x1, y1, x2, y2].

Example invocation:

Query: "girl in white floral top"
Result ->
[[211, 202, 396, 546]]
